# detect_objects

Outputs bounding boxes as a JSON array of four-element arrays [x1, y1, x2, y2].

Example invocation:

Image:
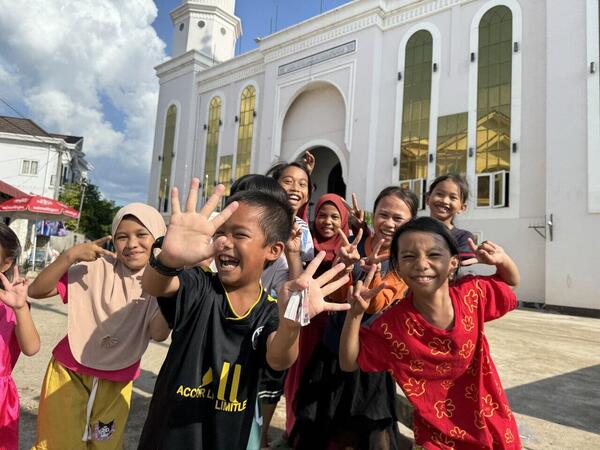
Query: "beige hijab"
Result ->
[[67, 203, 167, 371]]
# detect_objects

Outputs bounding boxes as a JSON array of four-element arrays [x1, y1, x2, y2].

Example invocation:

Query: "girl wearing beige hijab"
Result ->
[[29, 203, 170, 450]]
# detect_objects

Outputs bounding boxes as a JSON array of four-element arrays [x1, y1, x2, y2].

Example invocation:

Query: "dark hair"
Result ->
[[390, 217, 460, 277], [230, 174, 289, 205], [373, 186, 419, 218], [428, 173, 470, 204], [265, 161, 314, 197], [0, 223, 21, 285], [226, 190, 293, 245]]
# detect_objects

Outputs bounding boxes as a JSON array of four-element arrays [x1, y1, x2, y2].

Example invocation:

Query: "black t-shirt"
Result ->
[[138, 268, 279, 450], [450, 226, 476, 260]]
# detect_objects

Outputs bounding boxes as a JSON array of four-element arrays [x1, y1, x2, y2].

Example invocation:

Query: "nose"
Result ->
[[415, 255, 430, 271], [126, 236, 138, 248]]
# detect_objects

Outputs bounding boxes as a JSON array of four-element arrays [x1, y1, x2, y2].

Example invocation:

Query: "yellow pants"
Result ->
[[32, 358, 132, 450]]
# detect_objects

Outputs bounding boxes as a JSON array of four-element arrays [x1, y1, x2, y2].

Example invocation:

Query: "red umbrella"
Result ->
[[0, 195, 80, 270], [0, 195, 80, 219]]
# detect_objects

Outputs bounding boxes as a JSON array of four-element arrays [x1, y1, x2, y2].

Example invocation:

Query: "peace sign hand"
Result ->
[[0, 266, 29, 311], [333, 228, 363, 269], [343, 193, 365, 231], [467, 238, 507, 266], [159, 178, 239, 268], [359, 238, 386, 273], [285, 223, 302, 255], [347, 265, 387, 316], [278, 251, 351, 323], [68, 236, 115, 263]]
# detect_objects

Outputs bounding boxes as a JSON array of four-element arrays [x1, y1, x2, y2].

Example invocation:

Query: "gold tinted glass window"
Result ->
[[436, 113, 468, 176], [159, 104, 177, 212], [204, 96, 222, 197], [218, 155, 233, 195], [400, 30, 433, 182], [235, 86, 256, 179], [476, 6, 512, 176]]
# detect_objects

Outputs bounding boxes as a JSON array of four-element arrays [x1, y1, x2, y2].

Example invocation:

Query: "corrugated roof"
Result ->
[[0, 115, 50, 137]]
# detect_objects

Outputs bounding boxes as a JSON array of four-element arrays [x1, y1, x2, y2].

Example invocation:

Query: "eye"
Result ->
[[234, 232, 249, 239], [214, 230, 224, 237]]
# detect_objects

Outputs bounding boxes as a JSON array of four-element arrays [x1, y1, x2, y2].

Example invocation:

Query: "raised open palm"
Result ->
[[0, 266, 29, 310], [279, 251, 351, 322], [160, 179, 239, 268]]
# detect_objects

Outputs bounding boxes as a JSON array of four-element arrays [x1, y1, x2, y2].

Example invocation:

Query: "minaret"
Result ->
[[170, 0, 242, 63]]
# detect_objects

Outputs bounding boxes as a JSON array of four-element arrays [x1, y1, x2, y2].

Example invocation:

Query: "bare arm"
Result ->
[[141, 263, 180, 298], [267, 253, 351, 371], [1, 268, 40, 356], [148, 310, 171, 342], [28, 236, 114, 299], [340, 267, 385, 372]]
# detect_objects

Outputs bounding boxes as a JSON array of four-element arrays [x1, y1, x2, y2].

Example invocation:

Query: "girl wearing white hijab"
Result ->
[[29, 203, 170, 450]]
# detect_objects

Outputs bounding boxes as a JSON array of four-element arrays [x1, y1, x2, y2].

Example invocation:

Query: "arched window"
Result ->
[[400, 30, 433, 187], [204, 96, 222, 197], [218, 155, 233, 195], [235, 85, 256, 179], [476, 6, 512, 207], [159, 104, 177, 212]]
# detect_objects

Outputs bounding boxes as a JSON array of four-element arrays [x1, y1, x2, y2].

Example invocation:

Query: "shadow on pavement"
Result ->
[[506, 364, 600, 434]]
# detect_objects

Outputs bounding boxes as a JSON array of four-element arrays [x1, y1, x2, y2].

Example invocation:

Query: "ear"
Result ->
[[458, 201, 468, 215], [448, 255, 460, 279], [265, 241, 284, 263], [0, 257, 13, 274], [424, 192, 431, 207]]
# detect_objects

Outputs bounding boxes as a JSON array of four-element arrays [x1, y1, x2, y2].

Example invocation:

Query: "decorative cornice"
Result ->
[[156, 50, 214, 80], [197, 61, 265, 93], [384, 0, 462, 27]]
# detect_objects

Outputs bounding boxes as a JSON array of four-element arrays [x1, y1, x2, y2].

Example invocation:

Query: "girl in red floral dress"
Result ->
[[340, 217, 522, 449]]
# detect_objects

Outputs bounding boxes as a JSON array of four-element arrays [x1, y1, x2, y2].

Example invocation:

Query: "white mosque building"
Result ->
[[148, 0, 600, 313]]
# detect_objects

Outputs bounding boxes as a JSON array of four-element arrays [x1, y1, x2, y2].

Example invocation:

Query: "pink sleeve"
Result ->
[[357, 317, 393, 373], [57, 273, 68, 304]]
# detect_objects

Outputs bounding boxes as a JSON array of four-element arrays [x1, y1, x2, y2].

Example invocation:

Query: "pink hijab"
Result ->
[[66, 203, 166, 371], [311, 194, 350, 263]]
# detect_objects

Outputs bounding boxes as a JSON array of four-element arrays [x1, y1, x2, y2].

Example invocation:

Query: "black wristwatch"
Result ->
[[149, 236, 183, 277]]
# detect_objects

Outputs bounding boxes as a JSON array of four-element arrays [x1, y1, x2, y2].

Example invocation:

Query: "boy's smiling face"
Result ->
[[213, 203, 283, 289]]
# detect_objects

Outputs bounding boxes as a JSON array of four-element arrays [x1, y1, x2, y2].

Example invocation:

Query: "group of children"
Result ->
[[0, 156, 522, 450]]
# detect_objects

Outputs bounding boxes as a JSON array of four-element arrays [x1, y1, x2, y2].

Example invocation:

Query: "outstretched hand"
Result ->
[[68, 236, 115, 263], [278, 251, 351, 322], [334, 228, 363, 269], [159, 178, 239, 268], [0, 266, 29, 311], [347, 265, 387, 316], [467, 238, 508, 266]]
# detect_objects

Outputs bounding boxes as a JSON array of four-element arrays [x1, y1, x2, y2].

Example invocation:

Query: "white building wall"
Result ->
[[0, 137, 61, 198]]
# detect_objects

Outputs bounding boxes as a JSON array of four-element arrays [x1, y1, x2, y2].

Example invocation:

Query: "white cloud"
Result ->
[[0, 0, 167, 204]]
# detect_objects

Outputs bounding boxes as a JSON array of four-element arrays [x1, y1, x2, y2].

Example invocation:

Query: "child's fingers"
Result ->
[[303, 251, 326, 279], [363, 264, 378, 288], [210, 201, 239, 231], [467, 237, 478, 252], [185, 178, 201, 213], [0, 271, 10, 290], [171, 186, 181, 215], [351, 228, 363, 247], [352, 192, 361, 212], [93, 235, 112, 247], [321, 274, 350, 298], [12, 265, 20, 283], [361, 282, 387, 301], [337, 228, 350, 246], [200, 184, 225, 218], [372, 239, 385, 258], [315, 262, 346, 287], [98, 248, 116, 259], [321, 301, 351, 313]]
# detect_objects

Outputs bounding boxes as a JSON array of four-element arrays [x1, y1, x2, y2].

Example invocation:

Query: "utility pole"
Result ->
[[76, 182, 86, 232]]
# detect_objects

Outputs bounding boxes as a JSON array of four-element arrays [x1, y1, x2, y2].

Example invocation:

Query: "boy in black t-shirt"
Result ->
[[138, 179, 352, 450]]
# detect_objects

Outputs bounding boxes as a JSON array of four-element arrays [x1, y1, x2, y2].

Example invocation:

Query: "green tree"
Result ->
[[60, 182, 118, 239]]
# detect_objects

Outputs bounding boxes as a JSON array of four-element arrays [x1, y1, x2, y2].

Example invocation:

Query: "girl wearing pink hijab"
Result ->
[[29, 203, 170, 450]]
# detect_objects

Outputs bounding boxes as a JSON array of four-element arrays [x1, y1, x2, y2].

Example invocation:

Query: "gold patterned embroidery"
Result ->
[[391, 340, 410, 360], [459, 339, 475, 359], [462, 315, 475, 332], [474, 410, 487, 429], [431, 431, 456, 449], [428, 337, 452, 355], [402, 378, 426, 397], [463, 289, 479, 313], [481, 394, 499, 417], [405, 317, 425, 336], [436, 362, 452, 375], [441, 380, 455, 390], [434, 399, 456, 418], [465, 384, 478, 401], [449, 426, 466, 439], [409, 359, 424, 372], [505, 428, 514, 444]]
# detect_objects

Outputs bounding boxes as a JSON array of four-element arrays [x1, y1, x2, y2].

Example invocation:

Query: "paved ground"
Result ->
[[13, 297, 600, 449]]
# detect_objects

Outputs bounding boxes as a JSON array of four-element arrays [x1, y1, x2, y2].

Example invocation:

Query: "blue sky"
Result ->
[[0, 0, 350, 205]]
